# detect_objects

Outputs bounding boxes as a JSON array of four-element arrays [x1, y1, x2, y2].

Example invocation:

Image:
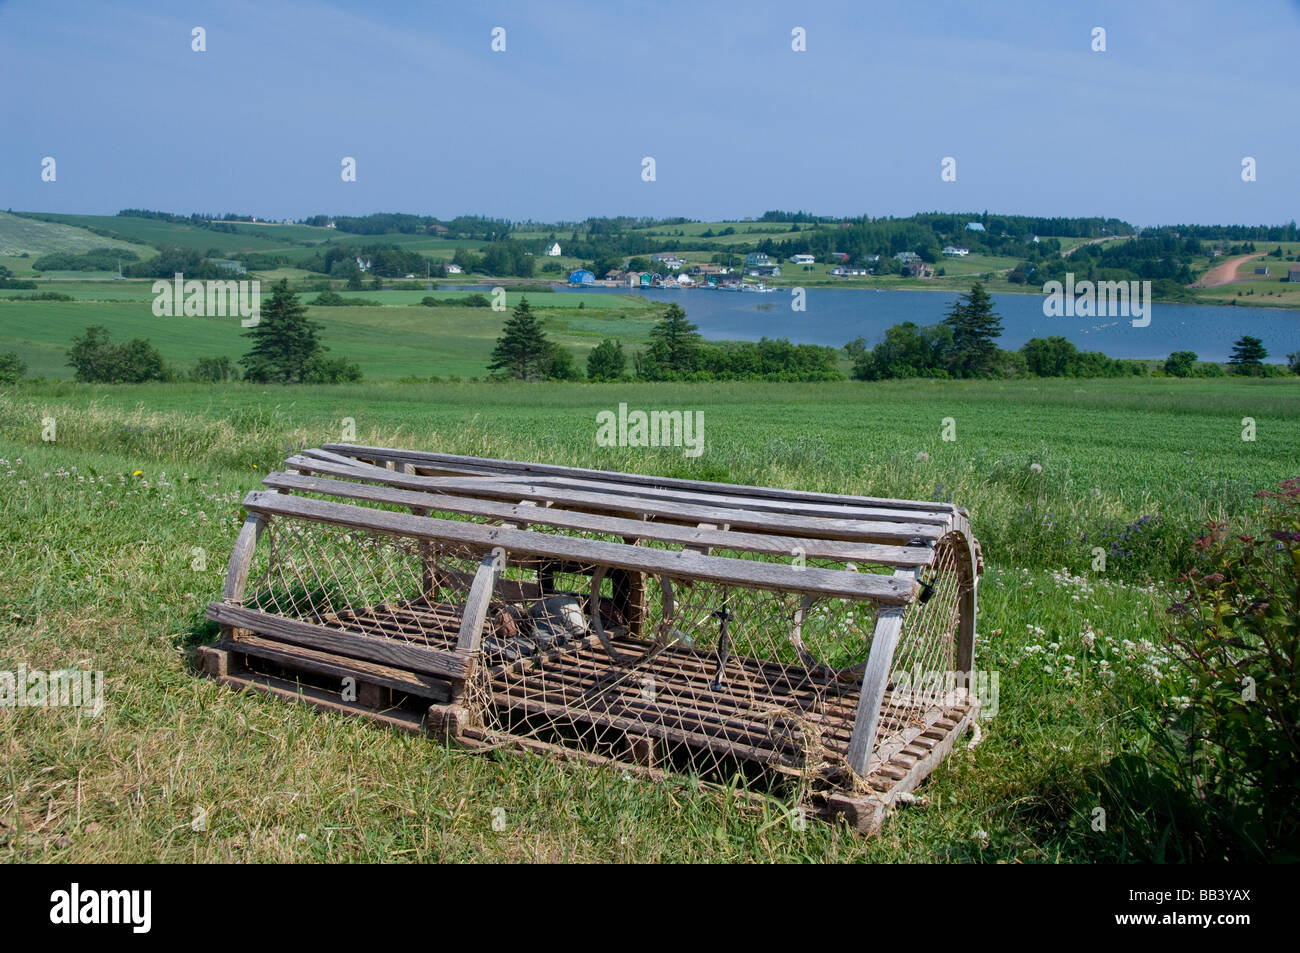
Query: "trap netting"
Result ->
[[238, 512, 968, 793]]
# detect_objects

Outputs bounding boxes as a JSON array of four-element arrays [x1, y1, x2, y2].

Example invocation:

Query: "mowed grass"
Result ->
[[1, 376, 1298, 862], [0, 292, 660, 380]]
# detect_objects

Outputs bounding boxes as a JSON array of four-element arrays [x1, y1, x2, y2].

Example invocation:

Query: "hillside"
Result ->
[[0, 210, 146, 259]]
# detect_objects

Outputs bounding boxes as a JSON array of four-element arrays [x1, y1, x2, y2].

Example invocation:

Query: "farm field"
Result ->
[[0, 288, 662, 381], [1, 376, 1296, 862]]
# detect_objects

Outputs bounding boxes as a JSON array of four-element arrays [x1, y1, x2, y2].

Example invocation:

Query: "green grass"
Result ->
[[0, 291, 661, 380], [1, 376, 1296, 861]]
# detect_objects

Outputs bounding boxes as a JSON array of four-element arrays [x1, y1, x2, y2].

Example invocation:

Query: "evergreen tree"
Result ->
[[942, 281, 1003, 377], [645, 304, 702, 376], [488, 296, 549, 380], [240, 279, 324, 383], [1228, 335, 1268, 374], [0, 350, 26, 384]]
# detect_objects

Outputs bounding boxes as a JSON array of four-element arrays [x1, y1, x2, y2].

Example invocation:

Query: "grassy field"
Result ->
[[2, 376, 1296, 862], [0, 287, 662, 381]]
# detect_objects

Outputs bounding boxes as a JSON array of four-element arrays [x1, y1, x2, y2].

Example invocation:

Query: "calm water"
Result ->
[[552, 286, 1300, 363]]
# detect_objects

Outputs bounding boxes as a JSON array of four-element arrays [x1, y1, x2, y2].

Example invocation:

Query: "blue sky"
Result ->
[[1, 0, 1296, 226]]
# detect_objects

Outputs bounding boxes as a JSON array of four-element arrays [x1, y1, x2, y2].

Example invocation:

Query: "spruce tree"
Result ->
[[488, 296, 549, 380], [943, 281, 1003, 377], [646, 303, 702, 376], [1228, 335, 1268, 374], [240, 279, 324, 383]]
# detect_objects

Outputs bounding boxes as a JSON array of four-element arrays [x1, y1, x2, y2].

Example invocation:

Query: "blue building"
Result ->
[[568, 269, 595, 285]]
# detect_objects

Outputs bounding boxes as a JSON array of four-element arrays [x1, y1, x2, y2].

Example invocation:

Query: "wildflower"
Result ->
[[916, 451, 930, 462], [1030, 463, 1043, 474], [132, 470, 143, 477]]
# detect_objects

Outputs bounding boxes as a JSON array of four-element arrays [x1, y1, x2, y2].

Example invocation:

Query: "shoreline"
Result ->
[[541, 280, 1300, 314]]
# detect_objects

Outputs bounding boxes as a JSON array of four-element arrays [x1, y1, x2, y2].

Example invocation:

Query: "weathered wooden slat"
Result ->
[[845, 566, 923, 773], [213, 668, 430, 734], [456, 551, 502, 652], [222, 513, 265, 601], [305, 451, 950, 525], [283, 455, 945, 545], [261, 472, 936, 567], [228, 633, 453, 702], [206, 602, 474, 681], [240, 490, 918, 604], [321, 443, 954, 514], [472, 473, 955, 524]]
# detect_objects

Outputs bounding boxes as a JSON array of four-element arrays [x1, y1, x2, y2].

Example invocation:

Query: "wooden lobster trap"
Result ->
[[198, 444, 983, 833]]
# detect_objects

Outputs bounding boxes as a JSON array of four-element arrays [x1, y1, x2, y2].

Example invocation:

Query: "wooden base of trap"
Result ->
[[197, 617, 978, 837]]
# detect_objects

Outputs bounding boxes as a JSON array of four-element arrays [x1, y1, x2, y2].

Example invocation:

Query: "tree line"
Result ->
[[847, 282, 1298, 380], [487, 300, 843, 382], [58, 281, 361, 384]]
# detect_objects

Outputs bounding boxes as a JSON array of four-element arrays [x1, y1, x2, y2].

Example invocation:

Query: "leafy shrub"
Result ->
[[1157, 481, 1300, 859], [302, 355, 363, 383], [419, 294, 491, 308], [188, 355, 240, 382], [66, 325, 171, 383], [1090, 481, 1300, 860], [32, 247, 139, 271], [4, 291, 73, 301], [1164, 350, 1198, 377], [586, 339, 626, 381], [310, 290, 380, 307]]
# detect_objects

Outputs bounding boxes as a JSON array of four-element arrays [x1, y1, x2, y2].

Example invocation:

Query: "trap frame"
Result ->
[[198, 444, 983, 833]]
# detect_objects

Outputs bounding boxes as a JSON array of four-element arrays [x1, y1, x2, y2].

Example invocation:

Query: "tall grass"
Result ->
[[2, 376, 1297, 861]]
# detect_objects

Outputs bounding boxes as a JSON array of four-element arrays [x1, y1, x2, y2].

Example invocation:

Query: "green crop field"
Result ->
[[1, 376, 1296, 862]]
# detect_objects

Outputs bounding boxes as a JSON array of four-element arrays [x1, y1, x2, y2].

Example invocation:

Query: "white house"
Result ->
[[545, 242, 562, 256], [444, 262, 464, 275], [790, 254, 816, 265], [942, 246, 969, 257]]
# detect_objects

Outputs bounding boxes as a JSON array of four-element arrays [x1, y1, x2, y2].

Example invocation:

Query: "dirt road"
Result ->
[[1190, 253, 1261, 288]]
